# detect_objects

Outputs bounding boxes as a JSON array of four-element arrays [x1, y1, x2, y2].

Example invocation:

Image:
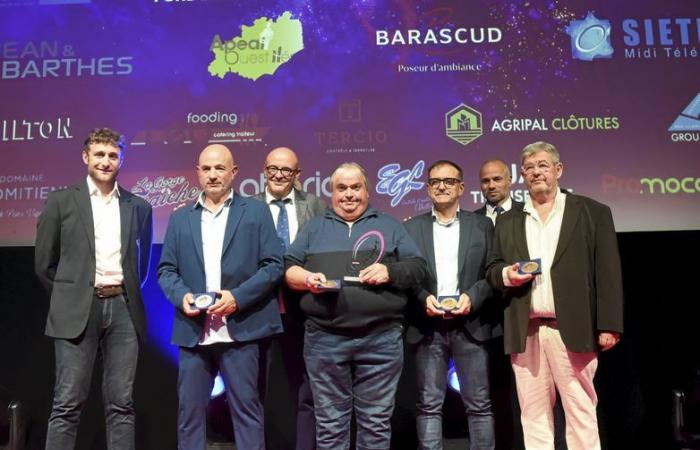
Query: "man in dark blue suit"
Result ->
[[404, 160, 497, 450], [158, 144, 283, 450]]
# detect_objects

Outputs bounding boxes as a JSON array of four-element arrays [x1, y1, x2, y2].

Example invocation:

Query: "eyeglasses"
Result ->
[[265, 166, 298, 178], [427, 177, 462, 188], [522, 161, 557, 174]]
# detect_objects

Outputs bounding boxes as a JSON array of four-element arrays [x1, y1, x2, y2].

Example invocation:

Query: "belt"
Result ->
[[95, 285, 125, 298], [532, 317, 558, 328]]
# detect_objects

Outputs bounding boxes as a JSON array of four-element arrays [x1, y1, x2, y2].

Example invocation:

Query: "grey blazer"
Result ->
[[253, 188, 327, 320], [253, 188, 327, 234]]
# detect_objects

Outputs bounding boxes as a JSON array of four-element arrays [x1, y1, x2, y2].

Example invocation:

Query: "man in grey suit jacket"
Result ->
[[35, 128, 153, 450], [254, 146, 326, 450], [486, 142, 623, 450], [474, 159, 524, 223], [404, 160, 496, 450]]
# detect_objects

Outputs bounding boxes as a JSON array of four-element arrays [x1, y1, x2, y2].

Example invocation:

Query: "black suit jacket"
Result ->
[[485, 191, 623, 354], [404, 209, 498, 343], [35, 180, 153, 339]]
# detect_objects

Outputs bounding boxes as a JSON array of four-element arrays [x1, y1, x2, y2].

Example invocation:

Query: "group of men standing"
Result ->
[[35, 128, 623, 450]]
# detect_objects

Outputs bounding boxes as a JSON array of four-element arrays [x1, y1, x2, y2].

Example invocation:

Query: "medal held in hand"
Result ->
[[343, 230, 385, 283], [518, 258, 542, 275], [437, 295, 459, 312], [316, 279, 342, 292], [192, 292, 218, 311]]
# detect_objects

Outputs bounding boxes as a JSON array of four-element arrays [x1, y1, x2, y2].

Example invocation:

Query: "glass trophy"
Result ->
[[343, 230, 385, 283]]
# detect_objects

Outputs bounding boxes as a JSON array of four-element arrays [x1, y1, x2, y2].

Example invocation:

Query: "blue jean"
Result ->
[[177, 339, 270, 450], [415, 327, 495, 450], [303, 326, 403, 450], [46, 294, 139, 450]]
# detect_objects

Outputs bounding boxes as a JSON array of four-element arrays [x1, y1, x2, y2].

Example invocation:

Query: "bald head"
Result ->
[[479, 159, 512, 206], [199, 144, 234, 167], [264, 146, 300, 199], [197, 144, 238, 205]]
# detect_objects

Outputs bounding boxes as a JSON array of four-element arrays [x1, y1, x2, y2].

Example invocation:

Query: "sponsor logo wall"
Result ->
[[1, 1, 698, 244]]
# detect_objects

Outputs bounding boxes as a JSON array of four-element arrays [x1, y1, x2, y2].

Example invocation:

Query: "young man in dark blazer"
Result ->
[[254, 146, 326, 450], [35, 128, 153, 450], [486, 141, 623, 450], [404, 160, 497, 450]]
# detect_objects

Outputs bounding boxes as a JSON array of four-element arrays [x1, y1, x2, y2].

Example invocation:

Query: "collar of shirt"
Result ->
[[431, 206, 460, 227], [486, 197, 512, 216], [86, 175, 120, 200], [325, 204, 379, 223], [523, 190, 567, 223], [195, 189, 234, 215], [265, 187, 295, 205]]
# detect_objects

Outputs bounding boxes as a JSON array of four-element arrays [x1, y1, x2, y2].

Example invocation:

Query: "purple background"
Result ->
[[1, 0, 698, 245]]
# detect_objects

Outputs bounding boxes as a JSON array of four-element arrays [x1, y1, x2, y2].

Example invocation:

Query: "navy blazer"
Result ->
[[158, 192, 284, 347]]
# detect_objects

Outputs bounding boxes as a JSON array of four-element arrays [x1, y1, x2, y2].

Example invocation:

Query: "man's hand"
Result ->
[[505, 263, 534, 286], [598, 331, 621, 351], [425, 295, 445, 317], [182, 293, 200, 317], [452, 293, 472, 316], [305, 272, 328, 294], [208, 290, 238, 316], [359, 263, 390, 285]]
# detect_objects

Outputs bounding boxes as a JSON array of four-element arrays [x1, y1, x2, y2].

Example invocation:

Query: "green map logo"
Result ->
[[208, 11, 304, 81], [445, 103, 483, 146]]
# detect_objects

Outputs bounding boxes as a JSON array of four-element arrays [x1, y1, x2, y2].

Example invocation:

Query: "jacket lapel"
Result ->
[[294, 189, 309, 226], [420, 215, 437, 280], [188, 206, 205, 269], [512, 210, 530, 260], [457, 210, 472, 276], [119, 189, 133, 264], [73, 181, 96, 257], [552, 194, 581, 267], [221, 193, 244, 255]]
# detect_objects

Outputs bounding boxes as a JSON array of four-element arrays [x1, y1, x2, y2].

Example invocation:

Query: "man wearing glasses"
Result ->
[[254, 146, 326, 450], [404, 160, 497, 450], [486, 142, 623, 450]]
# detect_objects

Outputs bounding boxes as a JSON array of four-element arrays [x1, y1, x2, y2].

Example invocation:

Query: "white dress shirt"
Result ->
[[523, 191, 567, 318], [198, 190, 234, 345], [87, 176, 123, 287], [485, 197, 513, 225], [265, 188, 299, 242], [432, 207, 460, 297]]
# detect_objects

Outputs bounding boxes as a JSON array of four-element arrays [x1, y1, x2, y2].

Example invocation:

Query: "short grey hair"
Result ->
[[521, 141, 560, 164], [330, 162, 371, 190]]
